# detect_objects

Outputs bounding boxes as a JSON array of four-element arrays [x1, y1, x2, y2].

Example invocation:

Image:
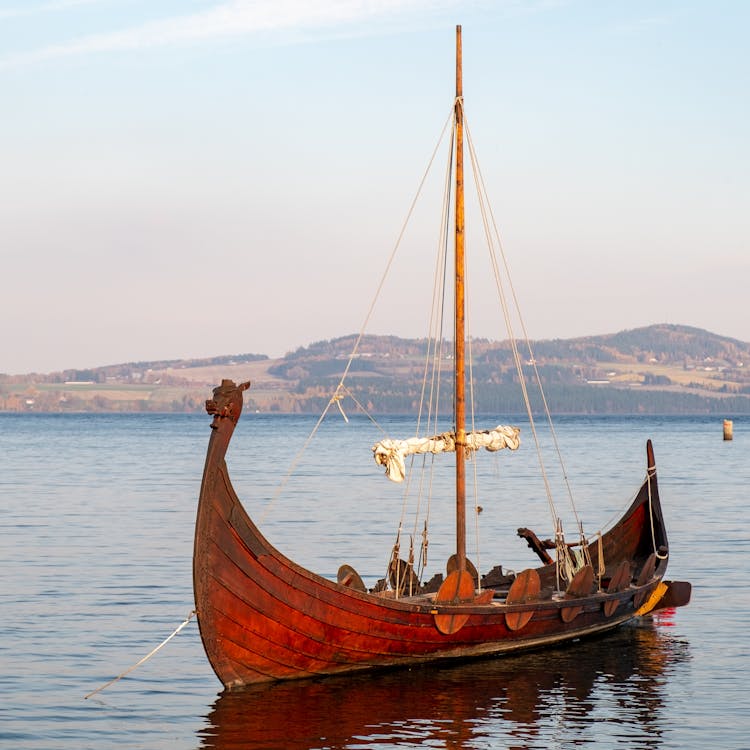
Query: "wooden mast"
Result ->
[[429, 25, 474, 616], [454, 24, 467, 572]]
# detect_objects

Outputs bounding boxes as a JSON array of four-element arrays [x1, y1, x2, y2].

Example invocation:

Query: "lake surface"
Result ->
[[1, 411, 748, 749]]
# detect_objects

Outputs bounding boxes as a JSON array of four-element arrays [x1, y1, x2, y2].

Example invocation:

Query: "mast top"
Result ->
[[455, 25, 462, 99]]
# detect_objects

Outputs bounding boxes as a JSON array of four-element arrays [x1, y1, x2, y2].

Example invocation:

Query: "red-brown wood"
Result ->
[[604, 560, 632, 617], [453, 23, 467, 574], [561, 565, 594, 622], [433, 569, 476, 634], [192, 381, 689, 686], [505, 569, 541, 631], [634, 552, 658, 609], [194, 382, 686, 686]]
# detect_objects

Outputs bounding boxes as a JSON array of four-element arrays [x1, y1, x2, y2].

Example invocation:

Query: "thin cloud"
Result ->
[[0, 0, 466, 69], [0, 0, 107, 21]]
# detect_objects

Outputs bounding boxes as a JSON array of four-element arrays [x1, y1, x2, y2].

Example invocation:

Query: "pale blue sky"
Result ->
[[1, 1, 747, 374]]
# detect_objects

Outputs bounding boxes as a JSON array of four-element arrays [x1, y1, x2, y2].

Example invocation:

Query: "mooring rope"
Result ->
[[84, 610, 196, 700]]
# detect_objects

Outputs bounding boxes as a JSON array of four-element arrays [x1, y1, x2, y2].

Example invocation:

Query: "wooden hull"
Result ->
[[194, 380, 689, 688]]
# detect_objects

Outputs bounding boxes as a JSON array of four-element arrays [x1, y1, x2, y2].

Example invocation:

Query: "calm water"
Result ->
[[1, 411, 748, 749]]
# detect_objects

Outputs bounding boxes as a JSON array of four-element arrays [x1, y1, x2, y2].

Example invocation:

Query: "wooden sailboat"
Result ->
[[193, 27, 690, 688]]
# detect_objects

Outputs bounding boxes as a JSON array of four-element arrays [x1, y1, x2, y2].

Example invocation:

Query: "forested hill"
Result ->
[[263, 324, 750, 415], [281, 324, 749, 367], [2, 324, 749, 414]]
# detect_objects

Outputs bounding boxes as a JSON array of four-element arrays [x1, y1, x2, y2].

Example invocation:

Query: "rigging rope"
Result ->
[[463, 115, 594, 568], [404, 114, 456, 578], [597, 532, 605, 590], [258, 108, 456, 527], [258, 94, 607, 594], [647, 464, 669, 559], [466, 263, 484, 586], [84, 611, 196, 700], [334, 107, 455, 394]]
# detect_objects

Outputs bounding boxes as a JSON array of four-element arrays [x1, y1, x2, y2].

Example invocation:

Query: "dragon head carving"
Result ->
[[205, 379, 251, 428]]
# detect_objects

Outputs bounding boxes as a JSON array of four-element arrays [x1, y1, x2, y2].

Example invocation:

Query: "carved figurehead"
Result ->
[[205, 379, 251, 429]]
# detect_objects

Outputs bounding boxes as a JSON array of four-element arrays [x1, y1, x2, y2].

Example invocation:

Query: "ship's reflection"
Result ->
[[198, 614, 689, 750]]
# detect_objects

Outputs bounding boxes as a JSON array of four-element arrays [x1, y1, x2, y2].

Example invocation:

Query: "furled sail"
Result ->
[[372, 425, 521, 482]]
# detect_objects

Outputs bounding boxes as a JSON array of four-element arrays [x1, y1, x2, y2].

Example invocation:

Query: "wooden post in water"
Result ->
[[723, 419, 733, 441]]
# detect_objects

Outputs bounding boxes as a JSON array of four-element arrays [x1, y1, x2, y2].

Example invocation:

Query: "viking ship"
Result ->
[[193, 26, 690, 688]]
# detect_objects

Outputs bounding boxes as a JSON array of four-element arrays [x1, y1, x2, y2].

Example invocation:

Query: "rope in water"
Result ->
[[84, 610, 196, 700]]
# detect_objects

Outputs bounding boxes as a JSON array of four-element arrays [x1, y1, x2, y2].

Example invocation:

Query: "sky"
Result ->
[[1, 0, 748, 374]]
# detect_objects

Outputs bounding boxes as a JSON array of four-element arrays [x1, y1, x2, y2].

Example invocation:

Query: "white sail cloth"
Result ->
[[372, 425, 521, 482]]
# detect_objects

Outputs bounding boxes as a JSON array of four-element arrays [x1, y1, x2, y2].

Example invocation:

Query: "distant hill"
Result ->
[[535, 324, 749, 364], [2, 324, 749, 414]]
